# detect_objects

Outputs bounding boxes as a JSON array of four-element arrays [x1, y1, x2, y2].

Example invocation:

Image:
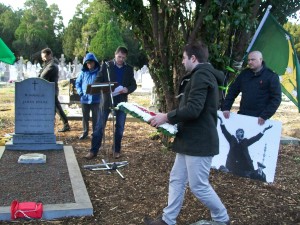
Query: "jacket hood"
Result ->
[[82, 53, 100, 72], [195, 63, 225, 86]]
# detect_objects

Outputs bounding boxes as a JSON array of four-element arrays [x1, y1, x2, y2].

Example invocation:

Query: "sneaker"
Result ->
[[193, 220, 230, 225], [79, 133, 88, 140], [213, 220, 230, 225]]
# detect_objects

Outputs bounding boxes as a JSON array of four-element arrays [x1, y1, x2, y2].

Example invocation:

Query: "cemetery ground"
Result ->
[[0, 81, 300, 225]]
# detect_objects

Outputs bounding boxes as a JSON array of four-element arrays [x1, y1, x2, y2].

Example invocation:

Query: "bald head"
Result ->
[[247, 51, 263, 72]]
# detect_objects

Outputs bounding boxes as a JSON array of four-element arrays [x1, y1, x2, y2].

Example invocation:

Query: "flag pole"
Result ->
[[245, 5, 273, 54]]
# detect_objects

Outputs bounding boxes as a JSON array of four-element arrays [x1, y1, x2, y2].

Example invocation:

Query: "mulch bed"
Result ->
[[0, 150, 74, 206], [0, 120, 300, 224]]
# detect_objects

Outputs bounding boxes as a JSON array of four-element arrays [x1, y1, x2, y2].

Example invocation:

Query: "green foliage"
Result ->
[[11, 0, 63, 60], [104, 0, 300, 114], [89, 20, 125, 61], [0, 5, 21, 51], [62, 18, 85, 61]]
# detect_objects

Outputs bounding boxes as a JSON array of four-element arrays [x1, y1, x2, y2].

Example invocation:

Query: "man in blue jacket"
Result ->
[[222, 51, 281, 125], [75, 53, 101, 140]]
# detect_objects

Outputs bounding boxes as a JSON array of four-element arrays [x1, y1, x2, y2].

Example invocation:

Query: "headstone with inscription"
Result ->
[[5, 77, 63, 150]]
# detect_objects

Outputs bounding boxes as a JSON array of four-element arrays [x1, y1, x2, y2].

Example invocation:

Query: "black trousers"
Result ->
[[81, 103, 100, 135], [55, 95, 68, 124]]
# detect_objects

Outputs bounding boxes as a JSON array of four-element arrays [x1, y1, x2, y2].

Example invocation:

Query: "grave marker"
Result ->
[[5, 77, 63, 150]]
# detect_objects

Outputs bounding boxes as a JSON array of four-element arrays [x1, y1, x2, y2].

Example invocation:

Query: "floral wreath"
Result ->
[[116, 102, 177, 137]]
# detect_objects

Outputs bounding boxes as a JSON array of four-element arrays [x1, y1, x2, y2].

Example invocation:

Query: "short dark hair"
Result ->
[[115, 46, 128, 55], [183, 41, 209, 63], [41, 48, 52, 56]]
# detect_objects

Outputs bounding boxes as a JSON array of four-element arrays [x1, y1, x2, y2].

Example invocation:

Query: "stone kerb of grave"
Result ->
[[5, 77, 63, 150]]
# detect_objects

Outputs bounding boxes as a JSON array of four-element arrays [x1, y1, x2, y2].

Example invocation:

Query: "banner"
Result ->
[[249, 13, 300, 110], [0, 38, 16, 65]]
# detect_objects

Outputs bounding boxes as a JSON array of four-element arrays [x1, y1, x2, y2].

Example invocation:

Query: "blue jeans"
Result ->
[[90, 108, 127, 155], [162, 154, 229, 225]]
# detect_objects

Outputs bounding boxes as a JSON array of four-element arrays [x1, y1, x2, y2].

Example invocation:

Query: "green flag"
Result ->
[[249, 14, 300, 110], [0, 38, 16, 65]]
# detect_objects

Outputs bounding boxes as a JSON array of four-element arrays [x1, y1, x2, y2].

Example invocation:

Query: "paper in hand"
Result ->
[[112, 85, 124, 96]]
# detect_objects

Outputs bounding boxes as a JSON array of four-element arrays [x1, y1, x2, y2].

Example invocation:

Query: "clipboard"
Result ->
[[86, 82, 118, 94]]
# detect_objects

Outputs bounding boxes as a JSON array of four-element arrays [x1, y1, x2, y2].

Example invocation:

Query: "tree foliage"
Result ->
[[12, 0, 64, 61], [103, 0, 300, 112], [0, 0, 298, 97], [62, 2, 90, 63], [62, 0, 147, 66], [0, 4, 21, 51], [83, 1, 124, 61]]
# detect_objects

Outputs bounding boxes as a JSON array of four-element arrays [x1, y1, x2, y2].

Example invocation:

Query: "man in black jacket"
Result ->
[[222, 51, 281, 125], [39, 48, 70, 132], [84, 46, 137, 160], [144, 41, 230, 225]]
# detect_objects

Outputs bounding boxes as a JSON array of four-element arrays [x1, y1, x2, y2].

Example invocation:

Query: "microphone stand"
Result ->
[[105, 62, 125, 179], [105, 62, 116, 158]]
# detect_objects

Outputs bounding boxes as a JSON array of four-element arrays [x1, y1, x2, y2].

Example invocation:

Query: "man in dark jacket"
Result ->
[[84, 46, 137, 159], [144, 41, 230, 225], [222, 51, 281, 125], [39, 48, 70, 132], [76, 52, 101, 140]]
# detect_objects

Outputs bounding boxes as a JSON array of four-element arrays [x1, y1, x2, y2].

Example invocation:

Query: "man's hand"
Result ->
[[223, 111, 230, 119], [258, 117, 265, 125], [148, 113, 168, 128]]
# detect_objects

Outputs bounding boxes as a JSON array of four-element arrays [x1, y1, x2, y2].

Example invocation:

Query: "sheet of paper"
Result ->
[[112, 85, 123, 96]]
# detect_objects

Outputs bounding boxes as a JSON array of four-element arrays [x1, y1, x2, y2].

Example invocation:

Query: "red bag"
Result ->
[[10, 200, 43, 220]]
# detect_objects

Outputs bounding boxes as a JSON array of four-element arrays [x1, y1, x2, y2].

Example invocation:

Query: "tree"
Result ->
[[64, 0, 147, 67], [103, 0, 300, 112], [48, 3, 64, 56], [70, 0, 93, 60], [84, 1, 125, 61], [0, 4, 21, 52], [62, 17, 86, 62], [12, 0, 62, 61]]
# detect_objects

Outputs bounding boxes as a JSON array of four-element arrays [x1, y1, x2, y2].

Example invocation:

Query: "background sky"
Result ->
[[0, 0, 81, 26]]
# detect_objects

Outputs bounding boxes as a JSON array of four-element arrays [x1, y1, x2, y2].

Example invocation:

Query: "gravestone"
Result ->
[[16, 56, 25, 81], [58, 54, 67, 80], [3, 64, 10, 82], [5, 77, 63, 150]]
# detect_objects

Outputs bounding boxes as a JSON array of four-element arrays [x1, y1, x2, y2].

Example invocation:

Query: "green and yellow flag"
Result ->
[[0, 38, 16, 65], [249, 13, 300, 111]]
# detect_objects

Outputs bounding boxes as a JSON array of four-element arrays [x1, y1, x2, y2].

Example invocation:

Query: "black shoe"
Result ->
[[144, 216, 168, 225], [58, 123, 70, 132], [79, 134, 88, 140]]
